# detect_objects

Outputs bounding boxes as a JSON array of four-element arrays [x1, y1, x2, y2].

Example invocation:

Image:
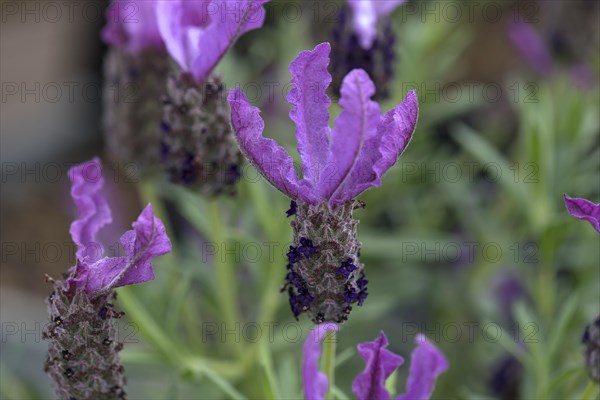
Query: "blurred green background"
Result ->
[[1, 0, 599, 399]]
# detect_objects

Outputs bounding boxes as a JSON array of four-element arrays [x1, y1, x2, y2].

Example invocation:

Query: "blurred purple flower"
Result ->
[[64, 158, 172, 298], [101, 0, 164, 54], [347, 0, 407, 49], [303, 323, 339, 400], [507, 20, 552, 77], [303, 327, 448, 400], [156, 0, 269, 83], [564, 194, 600, 234], [228, 42, 418, 208]]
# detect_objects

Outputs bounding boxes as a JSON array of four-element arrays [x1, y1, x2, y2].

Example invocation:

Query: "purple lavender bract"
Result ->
[[65, 158, 172, 298], [564, 194, 600, 234], [303, 327, 448, 400], [229, 42, 418, 207]]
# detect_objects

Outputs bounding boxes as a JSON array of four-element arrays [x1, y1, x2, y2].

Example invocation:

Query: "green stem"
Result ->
[[207, 200, 241, 353], [322, 331, 337, 400]]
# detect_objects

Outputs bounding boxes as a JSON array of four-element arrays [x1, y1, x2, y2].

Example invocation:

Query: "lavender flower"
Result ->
[[102, 0, 164, 55], [507, 20, 553, 77], [303, 326, 448, 400], [347, 0, 407, 50], [330, 1, 407, 99], [157, 0, 268, 194], [44, 158, 171, 399], [564, 194, 600, 234], [507, 3, 599, 90], [102, 0, 169, 170], [229, 42, 418, 323]]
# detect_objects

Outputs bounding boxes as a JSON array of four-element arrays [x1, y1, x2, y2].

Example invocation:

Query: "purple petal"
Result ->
[[102, 0, 164, 54], [329, 89, 417, 206], [564, 194, 600, 234], [288, 42, 332, 185], [395, 334, 448, 400], [303, 323, 339, 400], [68, 158, 112, 263], [507, 20, 552, 77], [347, 0, 406, 49], [352, 332, 404, 400], [156, 0, 209, 72], [190, 0, 269, 83], [68, 204, 172, 297], [318, 69, 381, 206], [228, 89, 316, 204]]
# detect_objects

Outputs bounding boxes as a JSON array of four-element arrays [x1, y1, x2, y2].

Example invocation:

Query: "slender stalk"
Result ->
[[207, 199, 242, 353], [322, 330, 337, 400]]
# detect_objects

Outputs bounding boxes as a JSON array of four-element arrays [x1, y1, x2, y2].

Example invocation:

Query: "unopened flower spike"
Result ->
[[564, 194, 600, 234], [330, 0, 408, 99], [303, 326, 448, 400], [157, 0, 269, 195], [44, 158, 171, 400], [229, 42, 418, 323], [102, 0, 169, 171]]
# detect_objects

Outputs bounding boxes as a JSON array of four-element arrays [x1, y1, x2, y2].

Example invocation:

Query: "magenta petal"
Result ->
[[395, 334, 448, 400], [288, 42, 332, 184], [564, 194, 600, 234], [70, 204, 171, 297], [156, 0, 208, 72], [347, 0, 406, 49], [318, 69, 381, 206], [102, 0, 164, 54], [228, 89, 316, 203], [303, 323, 339, 400], [352, 332, 404, 400], [190, 0, 269, 83], [68, 158, 112, 263], [328, 89, 418, 206]]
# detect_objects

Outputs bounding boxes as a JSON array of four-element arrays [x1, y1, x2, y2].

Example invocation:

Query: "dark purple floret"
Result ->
[[160, 121, 171, 133], [337, 258, 358, 278], [298, 237, 317, 257], [357, 272, 368, 290], [343, 285, 358, 304], [99, 306, 108, 320], [287, 246, 301, 264], [357, 289, 368, 306], [286, 200, 298, 217]]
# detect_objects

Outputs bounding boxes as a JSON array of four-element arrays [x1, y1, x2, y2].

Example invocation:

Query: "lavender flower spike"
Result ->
[[229, 42, 418, 323], [44, 158, 171, 399], [564, 194, 600, 234], [157, 0, 269, 193], [303, 327, 448, 400], [347, 0, 407, 50], [102, 0, 169, 170]]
